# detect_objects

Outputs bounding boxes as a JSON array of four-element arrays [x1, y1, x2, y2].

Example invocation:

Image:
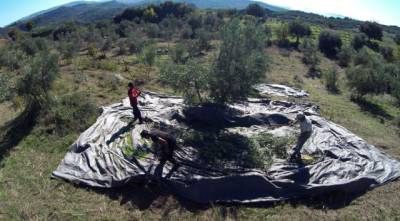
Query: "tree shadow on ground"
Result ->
[[352, 96, 393, 120], [0, 105, 38, 163]]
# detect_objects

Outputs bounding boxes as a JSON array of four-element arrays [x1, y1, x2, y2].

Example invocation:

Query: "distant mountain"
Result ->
[[7, 0, 286, 29], [130, 0, 287, 11], [17, 1, 100, 23], [7, 1, 129, 29]]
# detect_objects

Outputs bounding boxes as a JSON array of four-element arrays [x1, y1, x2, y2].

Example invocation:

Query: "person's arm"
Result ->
[[157, 137, 168, 148]]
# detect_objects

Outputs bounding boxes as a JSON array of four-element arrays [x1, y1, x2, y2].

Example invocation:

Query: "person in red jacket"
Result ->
[[128, 82, 143, 124]]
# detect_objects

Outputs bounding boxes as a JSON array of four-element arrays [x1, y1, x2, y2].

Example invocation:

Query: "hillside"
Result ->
[[8, 1, 129, 29], [6, 0, 286, 30]]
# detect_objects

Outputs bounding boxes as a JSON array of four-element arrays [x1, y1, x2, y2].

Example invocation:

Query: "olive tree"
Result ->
[[209, 18, 269, 103]]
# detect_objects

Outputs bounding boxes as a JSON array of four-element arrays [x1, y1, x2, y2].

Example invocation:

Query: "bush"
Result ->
[[318, 30, 342, 57], [394, 34, 400, 45], [39, 92, 98, 135], [359, 21, 383, 41], [352, 33, 368, 50], [210, 18, 269, 103], [246, 3, 266, 17], [380, 45, 394, 62], [346, 48, 386, 97], [16, 52, 60, 108], [87, 45, 99, 58], [276, 23, 290, 47], [0, 47, 25, 71], [288, 20, 311, 45], [160, 59, 209, 104], [140, 44, 157, 79], [337, 47, 354, 67], [300, 38, 320, 66], [323, 67, 339, 93], [170, 43, 188, 64], [0, 73, 13, 102]]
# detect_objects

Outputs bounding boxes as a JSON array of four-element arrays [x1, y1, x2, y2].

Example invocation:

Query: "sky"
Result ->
[[259, 0, 400, 27], [0, 0, 399, 27]]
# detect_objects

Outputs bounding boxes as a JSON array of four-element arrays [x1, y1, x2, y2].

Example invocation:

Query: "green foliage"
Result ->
[[0, 73, 13, 102], [187, 12, 203, 32], [359, 21, 383, 41], [170, 43, 188, 64], [183, 131, 293, 169], [20, 38, 49, 56], [160, 59, 209, 104], [210, 18, 269, 103], [59, 40, 79, 61], [300, 38, 320, 66], [0, 47, 25, 71], [17, 52, 60, 107], [87, 44, 99, 58], [337, 46, 354, 67], [346, 48, 386, 97], [25, 21, 35, 31], [276, 22, 290, 47], [183, 131, 264, 169], [246, 3, 266, 17], [288, 19, 311, 45], [318, 30, 342, 57], [352, 33, 368, 50], [141, 44, 157, 79], [323, 67, 339, 93], [380, 45, 394, 62], [38, 92, 98, 135], [195, 29, 212, 51], [394, 34, 400, 45], [8, 28, 21, 41]]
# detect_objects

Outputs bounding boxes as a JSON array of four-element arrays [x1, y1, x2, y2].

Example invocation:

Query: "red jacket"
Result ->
[[128, 87, 141, 106]]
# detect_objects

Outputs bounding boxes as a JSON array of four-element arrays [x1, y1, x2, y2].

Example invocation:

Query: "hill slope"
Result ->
[[7, 0, 286, 29]]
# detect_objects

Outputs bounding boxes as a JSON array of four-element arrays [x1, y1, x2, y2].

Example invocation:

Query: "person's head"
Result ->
[[128, 82, 134, 88], [140, 130, 151, 139], [296, 113, 306, 121]]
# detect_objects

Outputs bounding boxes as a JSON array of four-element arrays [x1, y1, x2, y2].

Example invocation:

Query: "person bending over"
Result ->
[[140, 129, 177, 163]]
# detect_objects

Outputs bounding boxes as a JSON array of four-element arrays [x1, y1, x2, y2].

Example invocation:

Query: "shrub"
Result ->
[[323, 67, 339, 93], [352, 33, 368, 50], [0, 73, 13, 102], [210, 18, 269, 103], [160, 59, 209, 104], [17, 52, 60, 108], [170, 43, 188, 64], [288, 19, 311, 45], [39, 92, 98, 135], [276, 23, 290, 47], [318, 30, 342, 57], [346, 48, 386, 97], [359, 21, 383, 41], [246, 3, 266, 17], [300, 38, 320, 66], [0, 47, 25, 71], [140, 44, 157, 80], [337, 47, 354, 67], [87, 45, 99, 58], [394, 34, 400, 45], [380, 45, 394, 62]]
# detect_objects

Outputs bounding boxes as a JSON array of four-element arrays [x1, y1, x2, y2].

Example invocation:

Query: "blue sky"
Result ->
[[0, 0, 399, 27]]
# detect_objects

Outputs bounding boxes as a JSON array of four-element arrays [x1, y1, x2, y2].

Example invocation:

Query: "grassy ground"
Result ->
[[1, 45, 400, 220]]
